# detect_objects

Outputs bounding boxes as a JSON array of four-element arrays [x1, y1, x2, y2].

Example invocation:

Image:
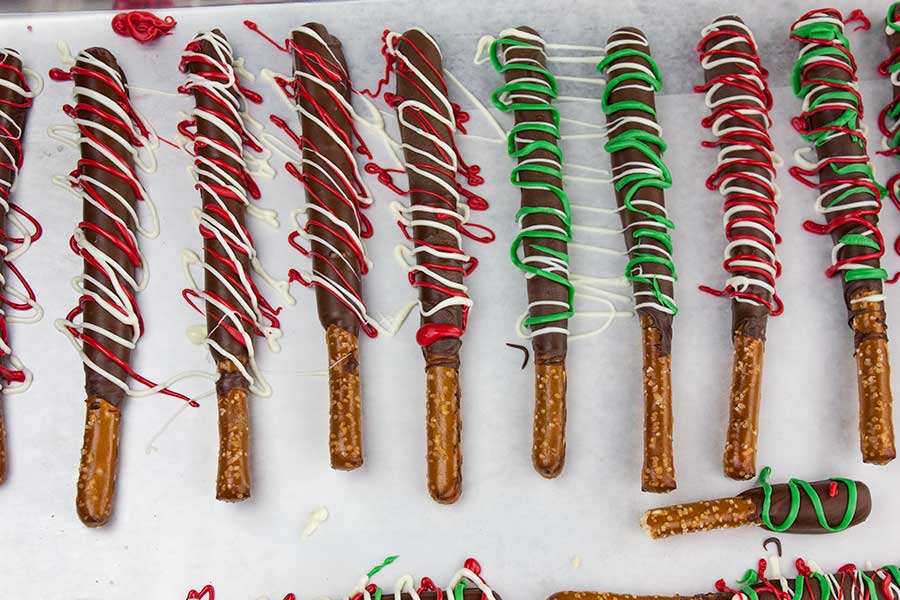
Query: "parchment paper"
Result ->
[[1, 0, 899, 598]]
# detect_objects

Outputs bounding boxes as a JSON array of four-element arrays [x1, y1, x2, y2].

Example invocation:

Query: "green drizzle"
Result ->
[[790, 16, 888, 285], [890, 2, 900, 34], [489, 34, 575, 329], [737, 562, 900, 600], [597, 43, 677, 314], [757, 466, 858, 533]]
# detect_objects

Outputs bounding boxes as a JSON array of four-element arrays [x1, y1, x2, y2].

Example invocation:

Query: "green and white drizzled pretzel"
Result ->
[[597, 30, 677, 315], [488, 28, 574, 334]]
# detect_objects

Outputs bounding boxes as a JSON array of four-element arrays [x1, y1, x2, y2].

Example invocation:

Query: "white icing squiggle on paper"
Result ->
[[179, 30, 293, 397]]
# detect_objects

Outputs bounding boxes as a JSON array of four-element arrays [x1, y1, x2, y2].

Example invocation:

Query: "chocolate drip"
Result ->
[[77, 48, 138, 406], [0, 49, 33, 484], [293, 24, 364, 335], [604, 28, 674, 354], [394, 29, 464, 368]]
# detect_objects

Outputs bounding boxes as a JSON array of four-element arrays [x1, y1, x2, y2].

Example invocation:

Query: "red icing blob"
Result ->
[[111, 11, 176, 44]]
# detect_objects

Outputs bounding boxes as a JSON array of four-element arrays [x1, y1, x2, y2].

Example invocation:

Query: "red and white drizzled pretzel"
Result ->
[[0, 49, 42, 392], [50, 48, 192, 402], [276, 25, 379, 336], [178, 30, 288, 396], [696, 18, 783, 315], [383, 28, 490, 347]]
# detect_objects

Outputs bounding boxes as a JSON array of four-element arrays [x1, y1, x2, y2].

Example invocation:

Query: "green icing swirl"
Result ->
[[489, 34, 575, 329], [790, 16, 889, 284], [597, 41, 677, 314], [757, 466, 858, 533]]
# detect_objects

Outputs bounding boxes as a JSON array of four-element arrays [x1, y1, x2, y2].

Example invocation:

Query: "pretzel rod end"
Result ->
[[326, 325, 363, 471], [76, 397, 120, 527], [851, 291, 895, 465], [724, 333, 764, 480], [640, 317, 676, 493], [426, 365, 462, 504], [533, 361, 566, 478], [216, 361, 251, 502], [641, 496, 758, 539]]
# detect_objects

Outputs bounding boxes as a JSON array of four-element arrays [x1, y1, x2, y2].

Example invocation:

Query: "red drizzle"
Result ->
[[111, 11, 176, 44], [695, 21, 783, 315]]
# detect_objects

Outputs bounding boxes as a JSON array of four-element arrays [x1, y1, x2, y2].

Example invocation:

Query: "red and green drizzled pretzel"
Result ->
[[790, 8, 896, 466], [878, 2, 900, 253]]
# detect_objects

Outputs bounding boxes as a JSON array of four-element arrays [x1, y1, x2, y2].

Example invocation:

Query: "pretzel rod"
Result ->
[[880, 4, 900, 211], [598, 28, 677, 493], [641, 466, 870, 539], [790, 10, 895, 465], [290, 24, 370, 470], [388, 29, 473, 504], [49, 47, 170, 526], [0, 49, 39, 483], [550, 559, 900, 600], [697, 17, 781, 480], [487, 27, 569, 478], [180, 30, 280, 501]]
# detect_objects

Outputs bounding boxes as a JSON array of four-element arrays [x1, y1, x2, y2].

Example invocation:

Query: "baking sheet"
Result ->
[[1, 0, 899, 598]]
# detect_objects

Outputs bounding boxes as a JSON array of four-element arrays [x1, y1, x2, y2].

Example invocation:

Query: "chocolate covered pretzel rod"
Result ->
[[390, 29, 471, 503], [790, 9, 895, 465], [487, 27, 569, 478], [697, 17, 781, 480], [550, 558, 900, 600], [290, 23, 370, 471], [641, 466, 870, 539], [598, 28, 677, 493], [180, 30, 282, 501], [52, 47, 177, 526], [0, 49, 39, 483]]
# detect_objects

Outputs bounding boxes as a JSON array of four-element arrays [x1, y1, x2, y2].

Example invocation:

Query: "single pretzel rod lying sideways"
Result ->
[[51, 47, 185, 526], [549, 557, 900, 600], [390, 28, 474, 504], [487, 26, 569, 478], [0, 48, 40, 483], [697, 16, 782, 481], [641, 466, 870, 539], [180, 30, 284, 501], [598, 28, 677, 493], [290, 23, 371, 470], [790, 9, 895, 465]]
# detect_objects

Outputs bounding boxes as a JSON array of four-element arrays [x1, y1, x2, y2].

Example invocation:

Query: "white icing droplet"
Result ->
[[301, 505, 329, 540]]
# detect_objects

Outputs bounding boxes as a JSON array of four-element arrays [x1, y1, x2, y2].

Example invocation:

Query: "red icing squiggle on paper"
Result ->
[[112, 11, 176, 44]]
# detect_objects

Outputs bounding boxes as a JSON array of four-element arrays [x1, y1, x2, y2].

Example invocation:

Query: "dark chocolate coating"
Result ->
[[604, 28, 673, 353], [184, 30, 252, 380], [702, 16, 772, 341], [739, 477, 871, 533], [293, 24, 363, 335], [501, 26, 567, 363], [394, 29, 464, 368], [797, 22, 884, 325], [76, 48, 137, 406]]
